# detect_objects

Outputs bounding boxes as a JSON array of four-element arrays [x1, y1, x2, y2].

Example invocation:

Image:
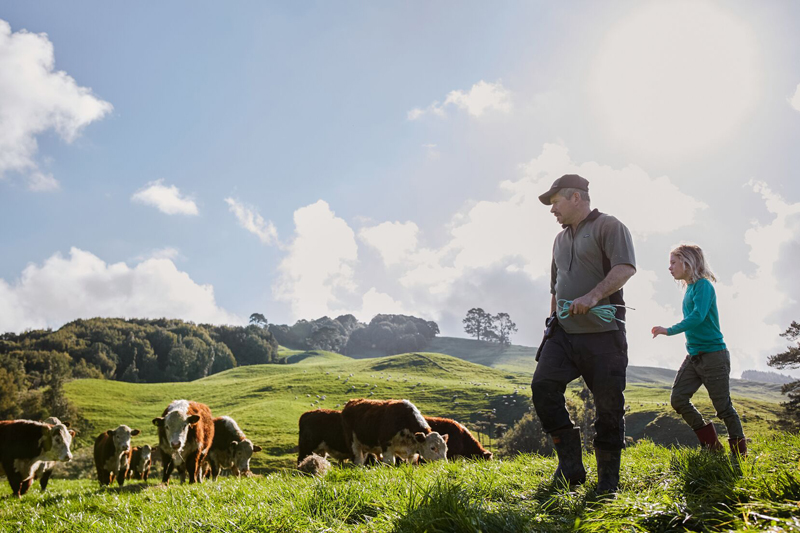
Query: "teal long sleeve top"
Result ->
[[667, 278, 727, 356]]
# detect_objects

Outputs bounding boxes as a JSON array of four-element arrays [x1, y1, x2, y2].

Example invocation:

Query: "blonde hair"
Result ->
[[670, 244, 717, 288]]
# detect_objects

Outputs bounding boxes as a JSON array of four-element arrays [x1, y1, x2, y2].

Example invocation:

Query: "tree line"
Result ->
[[462, 308, 518, 346], [0, 317, 278, 422]]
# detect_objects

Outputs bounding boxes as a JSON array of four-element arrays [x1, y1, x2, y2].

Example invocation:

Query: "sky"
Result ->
[[1, 1, 799, 377]]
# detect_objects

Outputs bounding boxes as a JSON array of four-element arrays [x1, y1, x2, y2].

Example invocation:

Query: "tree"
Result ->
[[464, 308, 493, 341], [768, 321, 800, 429], [249, 313, 268, 328], [495, 313, 518, 347], [496, 410, 552, 456]]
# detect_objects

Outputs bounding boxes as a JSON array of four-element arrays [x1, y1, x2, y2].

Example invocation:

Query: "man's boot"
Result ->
[[694, 422, 723, 451], [550, 427, 586, 485], [728, 437, 747, 458], [595, 449, 621, 495]]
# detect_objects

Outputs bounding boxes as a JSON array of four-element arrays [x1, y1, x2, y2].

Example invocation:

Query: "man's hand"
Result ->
[[651, 326, 668, 338], [569, 293, 599, 315]]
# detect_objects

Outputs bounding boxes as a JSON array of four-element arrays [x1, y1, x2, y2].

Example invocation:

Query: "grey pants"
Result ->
[[670, 349, 745, 439]]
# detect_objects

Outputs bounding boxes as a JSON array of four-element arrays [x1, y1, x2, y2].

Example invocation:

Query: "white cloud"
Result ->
[[131, 180, 199, 216], [0, 248, 240, 333], [408, 80, 511, 120], [274, 200, 358, 320], [225, 198, 279, 246], [790, 83, 800, 112], [134, 247, 182, 262], [0, 20, 112, 189], [358, 288, 414, 322], [359, 221, 419, 266]]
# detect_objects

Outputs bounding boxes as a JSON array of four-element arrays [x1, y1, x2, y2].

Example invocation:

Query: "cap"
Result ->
[[538, 174, 589, 205]]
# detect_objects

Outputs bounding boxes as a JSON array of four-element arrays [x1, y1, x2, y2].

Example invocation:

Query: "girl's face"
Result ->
[[669, 254, 689, 281]]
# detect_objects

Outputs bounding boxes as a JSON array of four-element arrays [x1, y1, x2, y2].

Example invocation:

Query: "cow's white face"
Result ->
[[112, 425, 140, 453], [164, 411, 199, 451], [138, 445, 152, 470], [230, 439, 262, 475], [46, 424, 74, 462], [417, 431, 448, 462]]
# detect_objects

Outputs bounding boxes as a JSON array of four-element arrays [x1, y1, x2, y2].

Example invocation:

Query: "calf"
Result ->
[[425, 417, 493, 460], [342, 398, 448, 465], [93, 425, 141, 486], [0, 420, 75, 497], [128, 445, 152, 481], [206, 416, 262, 480], [298, 409, 353, 464], [152, 399, 214, 484]]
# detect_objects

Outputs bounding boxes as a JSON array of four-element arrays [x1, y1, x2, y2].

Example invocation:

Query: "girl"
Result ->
[[651, 244, 746, 456]]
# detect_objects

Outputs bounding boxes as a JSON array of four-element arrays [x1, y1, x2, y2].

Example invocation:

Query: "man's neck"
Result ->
[[569, 206, 593, 232]]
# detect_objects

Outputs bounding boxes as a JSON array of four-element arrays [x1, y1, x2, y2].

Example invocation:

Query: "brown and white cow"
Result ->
[[152, 399, 214, 484], [128, 445, 152, 481], [93, 425, 141, 487], [425, 417, 493, 460], [0, 419, 75, 497], [298, 409, 353, 464], [35, 417, 70, 491], [206, 416, 262, 480], [341, 399, 448, 465]]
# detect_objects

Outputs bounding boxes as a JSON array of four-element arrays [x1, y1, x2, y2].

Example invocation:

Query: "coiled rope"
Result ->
[[556, 299, 635, 324]]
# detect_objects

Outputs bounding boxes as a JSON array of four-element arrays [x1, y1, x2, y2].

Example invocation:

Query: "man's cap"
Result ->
[[538, 174, 589, 205]]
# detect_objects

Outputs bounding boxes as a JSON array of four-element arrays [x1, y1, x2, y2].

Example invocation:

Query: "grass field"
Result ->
[[2, 436, 799, 532]]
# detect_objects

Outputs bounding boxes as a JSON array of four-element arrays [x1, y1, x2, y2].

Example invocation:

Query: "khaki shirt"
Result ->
[[551, 209, 636, 334]]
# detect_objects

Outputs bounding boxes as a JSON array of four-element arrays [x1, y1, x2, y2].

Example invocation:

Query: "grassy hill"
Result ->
[[62, 348, 784, 474]]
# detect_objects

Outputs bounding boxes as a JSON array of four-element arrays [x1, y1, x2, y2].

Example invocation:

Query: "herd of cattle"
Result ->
[[0, 397, 491, 498]]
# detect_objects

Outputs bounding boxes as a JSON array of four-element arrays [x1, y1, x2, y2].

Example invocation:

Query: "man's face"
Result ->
[[549, 192, 579, 226]]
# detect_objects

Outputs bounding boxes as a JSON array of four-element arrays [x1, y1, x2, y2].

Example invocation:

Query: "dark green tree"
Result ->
[[495, 312, 518, 347], [768, 321, 800, 429], [249, 313, 268, 328]]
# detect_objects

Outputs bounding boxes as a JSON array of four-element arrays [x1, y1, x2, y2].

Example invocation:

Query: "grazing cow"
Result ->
[[425, 417, 493, 460], [93, 425, 141, 486], [152, 400, 214, 484], [341, 399, 448, 465], [35, 417, 69, 491], [0, 420, 75, 497], [128, 445, 152, 481], [206, 416, 262, 480], [298, 409, 353, 464]]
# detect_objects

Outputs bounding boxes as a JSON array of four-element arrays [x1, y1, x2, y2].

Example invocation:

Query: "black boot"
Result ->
[[595, 449, 621, 495], [551, 427, 586, 486]]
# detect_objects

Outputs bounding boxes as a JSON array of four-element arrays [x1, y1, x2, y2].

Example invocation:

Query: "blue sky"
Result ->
[[1, 1, 799, 375]]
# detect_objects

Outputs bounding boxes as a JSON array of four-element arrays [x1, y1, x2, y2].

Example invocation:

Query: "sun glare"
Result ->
[[590, 1, 758, 158]]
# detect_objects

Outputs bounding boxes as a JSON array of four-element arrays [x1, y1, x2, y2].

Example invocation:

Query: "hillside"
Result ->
[[63, 349, 785, 474]]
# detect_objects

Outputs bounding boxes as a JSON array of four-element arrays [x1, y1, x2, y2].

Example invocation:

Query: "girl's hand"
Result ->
[[651, 326, 668, 338]]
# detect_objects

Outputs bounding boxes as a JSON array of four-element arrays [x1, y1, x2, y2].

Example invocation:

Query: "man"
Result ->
[[531, 174, 636, 494]]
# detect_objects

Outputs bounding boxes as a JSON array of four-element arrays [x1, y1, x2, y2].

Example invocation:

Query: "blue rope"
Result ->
[[556, 299, 634, 324]]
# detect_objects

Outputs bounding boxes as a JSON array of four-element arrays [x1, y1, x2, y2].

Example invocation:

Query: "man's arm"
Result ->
[[569, 264, 636, 315]]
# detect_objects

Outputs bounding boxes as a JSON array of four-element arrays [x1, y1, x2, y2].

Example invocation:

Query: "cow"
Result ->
[[93, 425, 141, 487], [0, 419, 75, 497], [341, 398, 448, 466], [425, 417, 493, 460], [35, 417, 69, 491], [128, 445, 152, 481], [152, 400, 214, 484], [298, 409, 353, 464], [206, 416, 261, 480]]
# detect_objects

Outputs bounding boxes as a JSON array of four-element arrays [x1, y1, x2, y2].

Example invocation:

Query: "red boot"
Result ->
[[728, 437, 747, 458], [694, 422, 723, 451]]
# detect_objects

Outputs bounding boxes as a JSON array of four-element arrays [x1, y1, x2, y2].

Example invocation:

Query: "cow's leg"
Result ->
[[161, 457, 174, 484], [19, 477, 34, 496], [186, 451, 201, 483], [143, 468, 149, 482], [7, 471, 23, 498], [117, 468, 126, 487], [39, 469, 53, 491], [209, 459, 220, 481]]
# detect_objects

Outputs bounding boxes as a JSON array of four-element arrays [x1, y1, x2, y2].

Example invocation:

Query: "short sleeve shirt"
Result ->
[[551, 210, 636, 334]]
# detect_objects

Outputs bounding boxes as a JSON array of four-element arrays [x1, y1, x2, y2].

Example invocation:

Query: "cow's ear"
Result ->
[[69, 430, 76, 438], [131, 429, 141, 436], [253, 445, 262, 453], [62, 421, 71, 428], [442, 434, 449, 443], [152, 417, 164, 427], [229, 440, 239, 452], [414, 432, 426, 443], [187, 415, 201, 424]]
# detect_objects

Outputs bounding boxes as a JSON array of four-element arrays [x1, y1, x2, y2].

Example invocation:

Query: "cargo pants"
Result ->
[[530, 325, 628, 451], [670, 349, 745, 439]]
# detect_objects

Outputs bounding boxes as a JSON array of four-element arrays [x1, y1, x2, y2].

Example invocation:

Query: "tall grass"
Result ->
[[2, 434, 799, 532]]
